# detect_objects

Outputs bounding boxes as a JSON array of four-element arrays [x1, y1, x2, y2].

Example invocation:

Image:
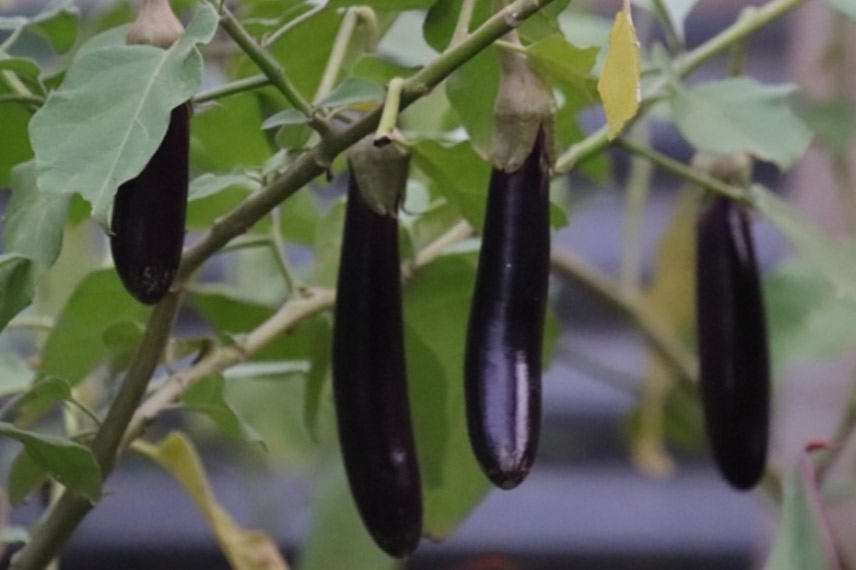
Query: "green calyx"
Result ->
[[347, 135, 410, 217], [126, 0, 184, 48], [490, 45, 556, 173], [691, 152, 753, 188]]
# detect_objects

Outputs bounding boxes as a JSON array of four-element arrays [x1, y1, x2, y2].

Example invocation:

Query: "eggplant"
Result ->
[[331, 142, 422, 557], [110, 103, 190, 304], [696, 195, 770, 490], [465, 128, 550, 489]]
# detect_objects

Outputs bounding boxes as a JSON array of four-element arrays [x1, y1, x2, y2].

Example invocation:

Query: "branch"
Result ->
[[10, 4, 557, 567], [553, 0, 810, 173], [192, 74, 270, 105], [213, 2, 313, 118], [617, 138, 751, 203], [550, 248, 698, 384], [0, 94, 44, 108]]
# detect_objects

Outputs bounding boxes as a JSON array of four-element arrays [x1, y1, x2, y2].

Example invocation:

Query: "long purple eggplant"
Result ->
[[332, 145, 422, 557], [696, 195, 769, 490], [110, 103, 189, 305], [465, 128, 550, 490]]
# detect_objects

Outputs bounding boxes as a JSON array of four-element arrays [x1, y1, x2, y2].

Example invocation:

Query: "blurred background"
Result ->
[[2, 0, 855, 569]]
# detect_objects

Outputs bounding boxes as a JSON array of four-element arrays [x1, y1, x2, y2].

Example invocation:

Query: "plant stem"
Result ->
[[262, 3, 325, 48], [553, 0, 810, 174], [619, 124, 653, 295], [452, 0, 478, 45], [550, 248, 698, 384], [375, 77, 405, 143], [192, 74, 270, 105], [0, 94, 44, 108], [314, 8, 360, 104], [617, 138, 750, 203], [268, 206, 298, 294], [10, 4, 557, 568], [213, 2, 313, 118], [10, 294, 181, 570]]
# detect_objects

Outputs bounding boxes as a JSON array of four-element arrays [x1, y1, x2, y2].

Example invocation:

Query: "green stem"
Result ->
[[213, 2, 313, 118], [193, 74, 270, 105], [269, 206, 298, 294], [374, 77, 405, 143], [550, 248, 698, 384], [618, 138, 750, 203], [451, 0, 478, 45], [262, 3, 325, 48], [619, 123, 653, 295], [553, 0, 810, 173], [314, 8, 360, 104]]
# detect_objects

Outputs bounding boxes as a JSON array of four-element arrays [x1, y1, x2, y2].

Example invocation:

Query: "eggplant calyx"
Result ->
[[491, 45, 555, 173], [127, 0, 184, 48], [347, 134, 410, 217]]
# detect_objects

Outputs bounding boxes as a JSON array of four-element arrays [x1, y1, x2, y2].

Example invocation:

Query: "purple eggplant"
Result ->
[[110, 103, 189, 304], [696, 195, 769, 490], [332, 144, 422, 557], [465, 128, 550, 489]]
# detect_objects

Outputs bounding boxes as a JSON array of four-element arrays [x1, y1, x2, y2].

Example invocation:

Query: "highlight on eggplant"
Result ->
[[695, 193, 770, 491], [331, 136, 422, 557], [464, 127, 551, 490], [109, 0, 189, 305]]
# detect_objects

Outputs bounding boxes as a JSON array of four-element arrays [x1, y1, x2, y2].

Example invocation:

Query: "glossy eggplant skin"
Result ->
[[696, 195, 770, 491], [110, 103, 189, 305], [331, 166, 422, 558], [465, 129, 550, 490]]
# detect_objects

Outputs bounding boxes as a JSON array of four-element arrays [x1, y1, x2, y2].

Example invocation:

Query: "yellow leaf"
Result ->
[[631, 191, 699, 478], [597, 0, 641, 140], [137, 433, 290, 570]]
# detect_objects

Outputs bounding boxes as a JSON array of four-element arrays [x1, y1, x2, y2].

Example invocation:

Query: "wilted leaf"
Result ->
[[140, 432, 290, 570], [598, 1, 641, 139]]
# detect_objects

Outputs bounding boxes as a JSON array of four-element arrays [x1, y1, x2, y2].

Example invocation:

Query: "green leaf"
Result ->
[[669, 78, 812, 169], [765, 259, 856, 367], [315, 77, 385, 110], [184, 374, 266, 449], [0, 422, 101, 502], [798, 99, 855, 153], [411, 139, 490, 231], [765, 451, 841, 570], [303, 317, 332, 442], [403, 253, 492, 538], [446, 48, 501, 158], [30, 4, 218, 225], [261, 109, 309, 131], [525, 34, 598, 107], [518, 0, 571, 42], [753, 186, 856, 303], [312, 201, 347, 287], [8, 448, 48, 506], [140, 432, 289, 570], [14, 376, 72, 428], [0, 352, 34, 398], [39, 269, 147, 385], [0, 0, 80, 54], [192, 94, 273, 172], [279, 189, 321, 246], [102, 319, 145, 374], [0, 56, 46, 96], [0, 254, 35, 333], [298, 455, 396, 570], [598, 2, 641, 140], [0, 100, 33, 187], [3, 161, 69, 270]]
